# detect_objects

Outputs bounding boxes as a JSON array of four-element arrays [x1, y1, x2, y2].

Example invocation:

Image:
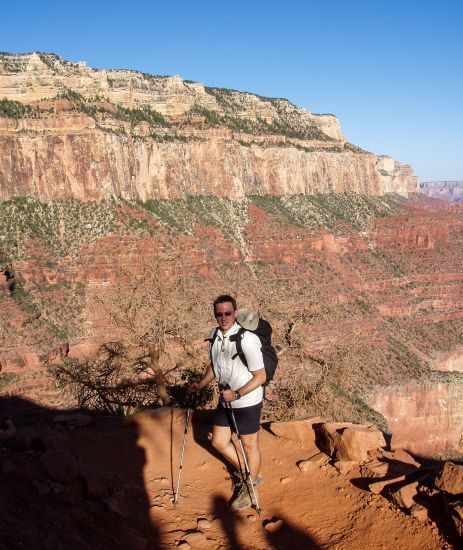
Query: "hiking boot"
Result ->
[[230, 470, 243, 490], [230, 471, 263, 491], [230, 483, 258, 511]]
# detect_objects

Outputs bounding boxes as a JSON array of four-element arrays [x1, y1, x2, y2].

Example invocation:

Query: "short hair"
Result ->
[[213, 294, 237, 311]]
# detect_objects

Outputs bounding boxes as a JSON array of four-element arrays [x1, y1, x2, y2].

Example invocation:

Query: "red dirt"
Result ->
[[2, 403, 454, 549], [132, 408, 451, 549]]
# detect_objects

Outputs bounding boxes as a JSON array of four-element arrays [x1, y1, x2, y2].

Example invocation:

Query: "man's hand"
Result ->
[[221, 389, 237, 402], [189, 382, 201, 392]]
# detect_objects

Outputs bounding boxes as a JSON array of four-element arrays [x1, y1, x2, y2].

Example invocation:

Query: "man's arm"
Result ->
[[221, 368, 266, 402], [238, 368, 266, 396]]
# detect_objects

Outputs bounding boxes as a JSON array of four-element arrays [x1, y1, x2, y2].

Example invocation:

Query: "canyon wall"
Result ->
[[0, 52, 343, 137], [0, 52, 418, 201], [369, 379, 463, 458], [369, 347, 463, 458], [0, 114, 416, 201]]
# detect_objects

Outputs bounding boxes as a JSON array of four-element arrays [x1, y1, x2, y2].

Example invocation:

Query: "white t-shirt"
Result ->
[[209, 322, 264, 409]]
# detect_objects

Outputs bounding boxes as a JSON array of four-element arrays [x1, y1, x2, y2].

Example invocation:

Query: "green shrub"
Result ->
[[0, 196, 116, 260], [0, 98, 35, 118]]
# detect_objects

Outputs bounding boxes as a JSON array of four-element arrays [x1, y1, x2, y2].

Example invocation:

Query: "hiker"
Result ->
[[191, 294, 266, 510]]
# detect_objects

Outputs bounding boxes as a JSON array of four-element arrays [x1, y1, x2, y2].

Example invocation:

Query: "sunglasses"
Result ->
[[215, 311, 234, 318]]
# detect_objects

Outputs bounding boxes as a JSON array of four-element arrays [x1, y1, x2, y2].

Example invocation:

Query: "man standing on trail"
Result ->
[[191, 294, 266, 510]]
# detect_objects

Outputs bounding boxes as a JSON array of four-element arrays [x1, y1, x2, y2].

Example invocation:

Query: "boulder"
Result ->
[[375, 448, 421, 476], [390, 481, 419, 510], [435, 462, 463, 496], [369, 475, 406, 494], [297, 452, 330, 472], [269, 420, 313, 444], [182, 532, 210, 548], [316, 422, 386, 462], [360, 460, 389, 478], [197, 518, 212, 530], [315, 422, 352, 457], [264, 518, 284, 533], [333, 461, 357, 475], [380, 448, 420, 468], [410, 504, 429, 522]]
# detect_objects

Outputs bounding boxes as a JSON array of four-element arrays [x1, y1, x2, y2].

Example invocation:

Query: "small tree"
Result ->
[[52, 250, 207, 413]]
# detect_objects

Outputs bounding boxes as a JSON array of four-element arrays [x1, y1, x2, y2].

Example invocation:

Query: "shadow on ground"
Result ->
[[0, 396, 160, 550], [210, 494, 321, 549], [1, 398, 323, 549]]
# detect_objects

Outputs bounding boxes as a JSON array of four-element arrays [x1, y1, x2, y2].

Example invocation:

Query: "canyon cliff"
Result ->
[[0, 52, 417, 201]]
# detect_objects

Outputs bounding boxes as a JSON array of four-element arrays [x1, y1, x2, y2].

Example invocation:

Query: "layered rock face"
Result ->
[[369, 381, 463, 458], [0, 52, 418, 201], [0, 52, 343, 136]]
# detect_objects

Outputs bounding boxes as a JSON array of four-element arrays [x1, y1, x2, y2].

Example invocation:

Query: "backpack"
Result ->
[[208, 317, 278, 385]]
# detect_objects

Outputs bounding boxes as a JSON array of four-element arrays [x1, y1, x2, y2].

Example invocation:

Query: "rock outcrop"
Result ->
[[0, 52, 418, 201], [315, 421, 386, 462], [0, 52, 343, 138], [369, 381, 463, 457]]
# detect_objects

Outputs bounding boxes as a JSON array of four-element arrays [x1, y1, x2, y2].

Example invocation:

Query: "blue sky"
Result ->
[[2, 0, 462, 180]]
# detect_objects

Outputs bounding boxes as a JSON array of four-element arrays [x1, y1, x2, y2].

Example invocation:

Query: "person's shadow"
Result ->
[[0, 395, 163, 550], [262, 516, 321, 550], [211, 495, 321, 549]]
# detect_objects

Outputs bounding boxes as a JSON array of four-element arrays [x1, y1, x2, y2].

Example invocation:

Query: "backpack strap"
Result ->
[[230, 327, 248, 368], [205, 328, 220, 378]]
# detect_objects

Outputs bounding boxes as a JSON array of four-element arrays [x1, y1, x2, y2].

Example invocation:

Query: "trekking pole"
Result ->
[[223, 399, 261, 514], [172, 408, 192, 505]]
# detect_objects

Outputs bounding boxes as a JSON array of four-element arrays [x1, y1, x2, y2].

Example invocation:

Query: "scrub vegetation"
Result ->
[[3, 192, 462, 431]]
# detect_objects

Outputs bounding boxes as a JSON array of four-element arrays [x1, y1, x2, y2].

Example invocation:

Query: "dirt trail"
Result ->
[[132, 408, 449, 549], [0, 403, 452, 549]]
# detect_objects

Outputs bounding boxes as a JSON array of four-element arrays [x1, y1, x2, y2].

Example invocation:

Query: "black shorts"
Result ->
[[213, 402, 263, 435]]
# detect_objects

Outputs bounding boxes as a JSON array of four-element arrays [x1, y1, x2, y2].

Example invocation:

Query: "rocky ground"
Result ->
[[1, 400, 458, 549]]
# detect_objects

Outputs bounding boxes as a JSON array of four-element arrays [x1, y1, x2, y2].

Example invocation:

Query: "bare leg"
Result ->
[[211, 426, 262, 481], [241, 431, 261, 480], [211, 425, 241, 470]]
